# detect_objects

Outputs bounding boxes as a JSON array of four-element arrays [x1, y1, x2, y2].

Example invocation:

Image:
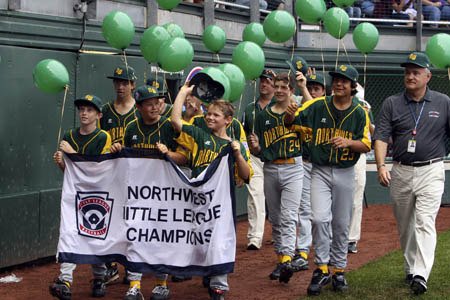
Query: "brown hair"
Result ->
[[209, 100, 235, 118], [274, 72, 295, 90]]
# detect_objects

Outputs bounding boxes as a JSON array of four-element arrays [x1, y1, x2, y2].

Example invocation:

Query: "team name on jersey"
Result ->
[[195, 149, 219, 168], [315, 127, 353, 146], [131, 143, 157, 150], [108, 126, 125, 143], [263, 125, 295, 148]]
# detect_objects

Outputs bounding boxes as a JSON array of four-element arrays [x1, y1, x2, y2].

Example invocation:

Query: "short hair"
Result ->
[[209, 100, 235, 118], [274, 72, 295, 90]]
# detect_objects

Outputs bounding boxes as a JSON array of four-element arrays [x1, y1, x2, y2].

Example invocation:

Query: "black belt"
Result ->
[[398, 157, 443, 167]]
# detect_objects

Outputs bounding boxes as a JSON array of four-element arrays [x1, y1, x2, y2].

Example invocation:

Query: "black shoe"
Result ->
[[332, 272, 348, 292], [92, 279, 106, 297], [209, 288, 225, 300], [307, 269, 331, 296], [291, 254, 309, 272], [410, 276, 427, 295], [49, 279, 72, 300], [104, 263, 119, 285], [171, 275, 193, 282], [278, 262, 294, 283], [247, 244, 259, 250], [348, 242, 358, 254], [405, 274, 413, 285], [269, 263, 282, 280]]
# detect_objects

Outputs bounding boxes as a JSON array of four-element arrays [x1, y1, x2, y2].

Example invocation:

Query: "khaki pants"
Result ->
[[390, 161, 444, 280]]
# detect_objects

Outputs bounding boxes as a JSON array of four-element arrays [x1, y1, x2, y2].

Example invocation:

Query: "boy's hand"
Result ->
[[231, 141, 241, 156], [156, 142, 168, 154], [53, 151, 63, 165], [248, 133, 260, 154], [110, 143, 123, 153], [180, 83, 195, 96], [296, 71, 307, 89], [59, 141, 76, 154], [331, 136, 350, 149]]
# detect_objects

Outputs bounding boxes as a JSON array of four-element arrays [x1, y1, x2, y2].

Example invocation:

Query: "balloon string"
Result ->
[[164, 72, 173, 104], [364, 54, 367, 89], [335, 15, 343, 69], [252, 80, 257, 134], [216, 53, 221, 64], [56, 85, 69, 150], [144, 63, 149, 85], [319, 22, 326, 90], [122, 50, 132, 87], [341, 39, 351, 66], [448, 68, 450, 81]]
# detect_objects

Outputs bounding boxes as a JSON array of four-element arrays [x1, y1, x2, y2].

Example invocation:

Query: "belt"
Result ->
[[398, 157, 443, 167], [271, 157, 296, 165]]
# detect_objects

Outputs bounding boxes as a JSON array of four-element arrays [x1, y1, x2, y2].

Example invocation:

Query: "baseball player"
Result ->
[[146, 76, 173, 118], [241, 69, 276, 250], [172, 84, 252, 300], [110, 85, 187, 300], [285, 64, 371, 295], [50, 95, 111, 300], [248, 72, 303, 284]]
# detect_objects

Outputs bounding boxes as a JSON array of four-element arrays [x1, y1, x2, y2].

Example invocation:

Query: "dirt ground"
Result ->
[[2, 204, 450, 300]]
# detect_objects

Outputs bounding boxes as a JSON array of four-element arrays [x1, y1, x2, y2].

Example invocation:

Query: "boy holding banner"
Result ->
[[50, 95, 111, 300]]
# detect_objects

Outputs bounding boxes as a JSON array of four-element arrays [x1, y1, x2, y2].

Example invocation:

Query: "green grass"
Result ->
[[300, 230, 450, 299]]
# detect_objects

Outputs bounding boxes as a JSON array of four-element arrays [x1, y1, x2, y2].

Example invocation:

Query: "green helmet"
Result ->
[[189, 67, 231, 103]]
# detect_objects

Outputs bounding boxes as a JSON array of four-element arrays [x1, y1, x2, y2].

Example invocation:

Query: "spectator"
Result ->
[[267, 0, 285, 10], [422, 0, 443, 27], [345, 5, 362, 25], [235, 0, 268, 10], [359, 0, 375, 17], [392, 0, 417, 27]]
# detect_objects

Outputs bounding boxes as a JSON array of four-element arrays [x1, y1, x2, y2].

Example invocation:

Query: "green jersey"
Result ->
[[176, 124, 250, 178], [190, 114, 247, 146], [122, 116, 178, 151], [100, 102, 138, 144], [254, 107, 302, 162], [242, 97, 276, 134], [160, 103, 173, 118], [63, 128, 111, 155], [292, 96, 371, 168]]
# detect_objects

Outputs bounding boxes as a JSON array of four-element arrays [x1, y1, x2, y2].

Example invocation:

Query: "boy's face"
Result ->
[[332, 76, 352, 98], [77, 105, 101, 126], [205, 105, 231, 132], [185, 94, 202, 118], [137, 98, 161, 123], [307, 83, 325, 99], [274, 80, 292, 103], [259, 77, 275, 97], [113, 79, 135, 99]]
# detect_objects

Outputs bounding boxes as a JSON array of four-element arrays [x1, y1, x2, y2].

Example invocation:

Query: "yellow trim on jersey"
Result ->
[[101, 130, 112, 154], [69, 130, 80, 153], [360, 107, 372, 150]]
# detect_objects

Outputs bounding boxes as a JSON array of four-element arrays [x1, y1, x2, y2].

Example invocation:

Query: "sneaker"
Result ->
[[269, 263, 282, 280], [104, 263, 119, 285], [348, 242, 358, 254], [247, 243, 259, 250], [405, 274, 413, 285], [209, 288, 225, 300], [171, 275, 193, 282], [124, 285, 144, 300], [150, 285, 170, 300], [278, 261, 294, 283], [307, 269, 331, 296], [332, 272, 348, 292], [410, 276, 427, 295], [291, 254, 309, 272], [91, 279, 106, 297], [49, 279, 72, 300]]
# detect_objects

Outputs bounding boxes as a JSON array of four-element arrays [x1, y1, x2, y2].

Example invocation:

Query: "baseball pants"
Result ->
[[296, 160, 312, 253], [264, 157, 303, 257], [59, 262, 106, 283], [390, 161, 444, 281], [246, 154, 266, 248], [349, 153, 367, 243], [311, 165, 355, 269], [127, 271, 167, 282]]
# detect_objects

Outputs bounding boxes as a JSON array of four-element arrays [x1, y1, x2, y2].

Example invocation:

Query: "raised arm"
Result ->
[[171, 84, 194, 133]]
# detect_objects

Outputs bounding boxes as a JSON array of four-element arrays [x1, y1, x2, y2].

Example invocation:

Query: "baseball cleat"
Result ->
[[291, 254, 309, 271], [269, 263, 282, 280], [49, 279, 72, 300], [278, 261, 294, 283], [104, 263, 119, 285], [307, 268, 331, 296], [410, 276, 427, 295], [348, 242, 358, 254], [91, 279, 106, 297], [332, 272, 348, 292], [150, 285, 170, 300], [124, 284, 144, 300]]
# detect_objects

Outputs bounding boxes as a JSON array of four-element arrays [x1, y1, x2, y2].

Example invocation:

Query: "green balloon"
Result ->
[[33, 59, 69, 93], [295, 0, 327, 24], [323, 7, 350, 39], [156, 0, 181, 10], [158, 37, 194, 72], [217, 63, 246, 102], [163, 23, 185, 38], [332, 0, 355, 8], [140, 25, 170, 63], [263, 10, 296, 43], [102, 11, 135, 50], [353, 22, 379, 54], [232, 41, 265, 80], [426, 33, 450, 69], [242, 23, 266, 47], [203, 25, 226, 53]]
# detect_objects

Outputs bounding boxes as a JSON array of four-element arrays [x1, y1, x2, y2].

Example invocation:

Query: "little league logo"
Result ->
[[76, 191, 113, 240]]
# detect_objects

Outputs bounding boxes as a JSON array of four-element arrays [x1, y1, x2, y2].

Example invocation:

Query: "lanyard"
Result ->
[[408, 101, 425, 137]]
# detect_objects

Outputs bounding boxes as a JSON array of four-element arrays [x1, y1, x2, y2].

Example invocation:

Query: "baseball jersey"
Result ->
[[160, 103, 173, 118], [100, 102, 138, 144], [122, 116, 178, 151], [190, 114, 247, 146], [253, 107, 302, 162], [242, 98, 276, 134], [291, 96, 371, 168], [63, 128, 111, 155], [176, 123, 251, 179]]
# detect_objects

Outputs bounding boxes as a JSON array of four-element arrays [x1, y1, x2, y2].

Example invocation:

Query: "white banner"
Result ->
[[57, 149, 236, 276]]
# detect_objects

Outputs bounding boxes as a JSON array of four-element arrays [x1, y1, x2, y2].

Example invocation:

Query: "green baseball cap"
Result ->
[[74, 94, 103, 112], [189, 67, 230, 104], [400, 52, 431, 68], [329, 64, 359, 83], [146, 76, 167, 96], [107, 66, 137, 81], [134, 85, 160, 103], [306, 73, 325, 87], [285, 55, 309, 75]]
